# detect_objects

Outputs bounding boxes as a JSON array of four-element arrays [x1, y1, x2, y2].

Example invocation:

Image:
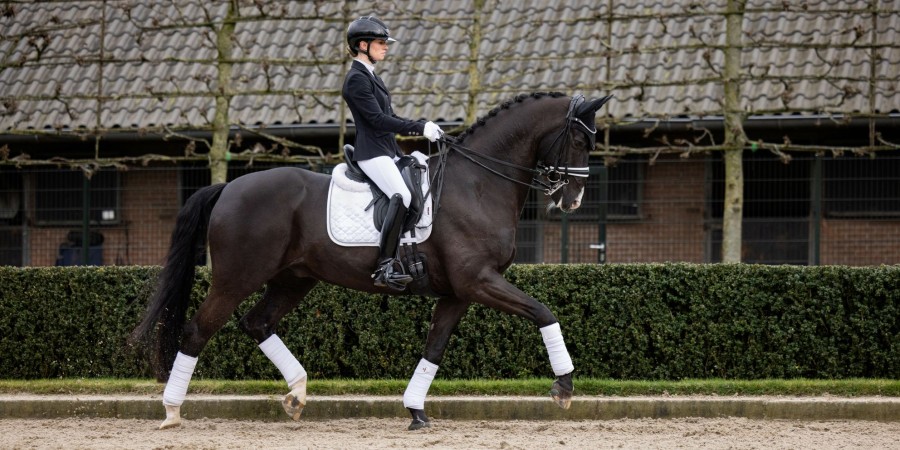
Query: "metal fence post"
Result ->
[[81, 174, 91, 265], [592, 165, 608, 264], [810, 156, 822, 265], [561, 209, 568, 263]]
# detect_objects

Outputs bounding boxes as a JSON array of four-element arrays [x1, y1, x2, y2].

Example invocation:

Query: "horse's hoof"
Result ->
[[550, 372, 574, 410], [407, 408, 431, 431], [282, 379, 307, 421], [282, 393, 305, 421], [408, 419, 432, 431], [159, 405, 182, 430]]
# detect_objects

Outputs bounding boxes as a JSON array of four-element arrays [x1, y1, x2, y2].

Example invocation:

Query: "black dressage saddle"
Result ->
[[342, 144, 427, 234]]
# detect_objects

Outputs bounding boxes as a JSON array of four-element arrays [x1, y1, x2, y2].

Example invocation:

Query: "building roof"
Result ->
[[0, 0, 897, 134]]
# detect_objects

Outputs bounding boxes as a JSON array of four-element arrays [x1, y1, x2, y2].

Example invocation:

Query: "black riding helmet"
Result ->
[[347, 16, 397, 60]]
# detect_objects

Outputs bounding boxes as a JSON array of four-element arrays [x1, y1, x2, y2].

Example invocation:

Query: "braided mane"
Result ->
[[455, 91, 565, 143]]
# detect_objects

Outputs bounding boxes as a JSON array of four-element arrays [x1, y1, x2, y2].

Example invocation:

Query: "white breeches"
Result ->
[[357, 156, 412, 208]]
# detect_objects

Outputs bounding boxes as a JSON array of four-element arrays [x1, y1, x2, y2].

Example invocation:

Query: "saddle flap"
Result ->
[[341, 145, 427, 233], [326, 153, 434, 248]]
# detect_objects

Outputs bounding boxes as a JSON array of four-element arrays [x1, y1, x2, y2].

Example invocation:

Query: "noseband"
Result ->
[[437, 95, 595, 196]]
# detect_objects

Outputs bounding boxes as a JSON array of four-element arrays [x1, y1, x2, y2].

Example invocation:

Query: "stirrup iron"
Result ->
[[373, 194, 412, 290]]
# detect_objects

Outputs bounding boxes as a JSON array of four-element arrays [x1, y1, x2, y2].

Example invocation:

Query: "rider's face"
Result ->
[[362, 39, 388, 62]]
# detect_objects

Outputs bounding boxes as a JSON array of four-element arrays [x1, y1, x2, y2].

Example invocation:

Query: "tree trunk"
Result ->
[[209, 1, 236, 185], [721, 0, 746, 263], [465, 0, 484, 124]]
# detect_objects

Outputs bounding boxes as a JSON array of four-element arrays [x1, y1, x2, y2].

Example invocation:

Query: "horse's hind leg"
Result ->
[[403, 296, 470, 430], [159, 283, 258, 429], [239, 276, 319, 421]]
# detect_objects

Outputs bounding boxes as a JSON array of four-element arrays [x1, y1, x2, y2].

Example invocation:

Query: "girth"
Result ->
[[342, 144, 426, 233]]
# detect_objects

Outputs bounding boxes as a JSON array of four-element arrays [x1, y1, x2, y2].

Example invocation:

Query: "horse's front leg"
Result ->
[[403, 296, 470, 430], [458, 269, 575, 409], [542, 322, 575, 409]]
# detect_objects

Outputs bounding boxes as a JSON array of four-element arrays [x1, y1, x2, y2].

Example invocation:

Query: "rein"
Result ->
[[429, 95, 595, 205], [439, 134, 554, 192]]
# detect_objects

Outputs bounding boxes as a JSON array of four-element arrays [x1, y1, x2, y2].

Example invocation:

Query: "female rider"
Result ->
[[342, 16, 443, 290]]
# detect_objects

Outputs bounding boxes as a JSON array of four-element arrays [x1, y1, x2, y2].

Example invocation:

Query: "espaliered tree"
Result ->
[[0, 0, 897, 262]]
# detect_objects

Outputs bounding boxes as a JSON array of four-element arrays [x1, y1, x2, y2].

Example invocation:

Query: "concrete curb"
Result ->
[[2, 395, 899, 422]]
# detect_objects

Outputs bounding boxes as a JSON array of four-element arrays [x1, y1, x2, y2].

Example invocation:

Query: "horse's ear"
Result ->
[[575, 95, 613, 119]]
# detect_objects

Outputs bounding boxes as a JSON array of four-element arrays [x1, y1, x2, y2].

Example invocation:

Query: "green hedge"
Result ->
[[0, 264, 897, 380]]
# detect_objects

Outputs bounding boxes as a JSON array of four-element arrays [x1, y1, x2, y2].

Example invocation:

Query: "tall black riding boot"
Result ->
[[373, 194, 413, 290]]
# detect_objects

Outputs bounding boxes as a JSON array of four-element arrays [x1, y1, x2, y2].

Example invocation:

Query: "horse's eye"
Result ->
[[572, 133, 588, 148]]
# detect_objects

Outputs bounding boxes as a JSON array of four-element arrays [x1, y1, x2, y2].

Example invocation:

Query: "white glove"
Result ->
[[423, 121, 443, 142]]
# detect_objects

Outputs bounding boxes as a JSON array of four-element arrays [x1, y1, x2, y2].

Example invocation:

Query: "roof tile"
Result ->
[[0, 0, 896, 132]]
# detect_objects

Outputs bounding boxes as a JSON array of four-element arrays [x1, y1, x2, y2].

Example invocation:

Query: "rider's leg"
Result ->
[[357, 157, 413, 290], [372, 193, 412, 289], [357, 156, 412, 208]]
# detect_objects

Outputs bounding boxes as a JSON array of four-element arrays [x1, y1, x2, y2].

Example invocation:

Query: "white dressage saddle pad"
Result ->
[[327, 151, 434, 247]]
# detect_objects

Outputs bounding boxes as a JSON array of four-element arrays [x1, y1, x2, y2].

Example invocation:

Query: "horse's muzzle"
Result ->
[[554, 187, 585, 213]]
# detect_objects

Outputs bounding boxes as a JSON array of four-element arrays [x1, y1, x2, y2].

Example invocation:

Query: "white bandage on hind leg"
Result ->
[[259, 334, 307, 387], [540, 322, 574, 376], [403, 358, 439, 410], [162, 351, 198, 407]]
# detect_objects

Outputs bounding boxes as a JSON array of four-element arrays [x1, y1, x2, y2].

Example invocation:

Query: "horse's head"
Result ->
[[539, 94, 612, 213]]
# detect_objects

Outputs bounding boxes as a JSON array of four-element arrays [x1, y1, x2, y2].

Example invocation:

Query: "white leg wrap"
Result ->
[[162, 352, 198, 407], [259, 334, 307, 387], [540, 322, 574, 376], [403, 358, 439, 410]]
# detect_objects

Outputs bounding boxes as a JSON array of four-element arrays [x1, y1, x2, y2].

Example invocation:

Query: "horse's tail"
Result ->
[[130, 183, 227, 381]]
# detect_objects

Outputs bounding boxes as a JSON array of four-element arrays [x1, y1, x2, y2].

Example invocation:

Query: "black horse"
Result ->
[[131, 92, 611, 430]]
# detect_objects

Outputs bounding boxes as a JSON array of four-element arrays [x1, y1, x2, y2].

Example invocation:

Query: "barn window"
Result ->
[[32, 168, 121, 226], [823, 151, 900, 218]]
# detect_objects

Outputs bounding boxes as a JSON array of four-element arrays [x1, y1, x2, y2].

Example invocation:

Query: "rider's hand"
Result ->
[[423, 121, 443, 142]]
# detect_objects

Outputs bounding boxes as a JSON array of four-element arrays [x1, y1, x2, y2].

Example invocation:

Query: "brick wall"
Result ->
[[536, 157, 707, 263], [820, 218, 900, 265], [114, 169, 180, 265], [27, 169, 179, 266], [23, 163, 899, 266], [539, 158, 900, 266], [605, 158, 707, 263], [27, 228, 75, 266]]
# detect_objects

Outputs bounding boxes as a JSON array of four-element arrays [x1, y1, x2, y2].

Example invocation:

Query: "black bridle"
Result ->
[[537, 94, 597, 193], [433, 95, 595, 198]]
